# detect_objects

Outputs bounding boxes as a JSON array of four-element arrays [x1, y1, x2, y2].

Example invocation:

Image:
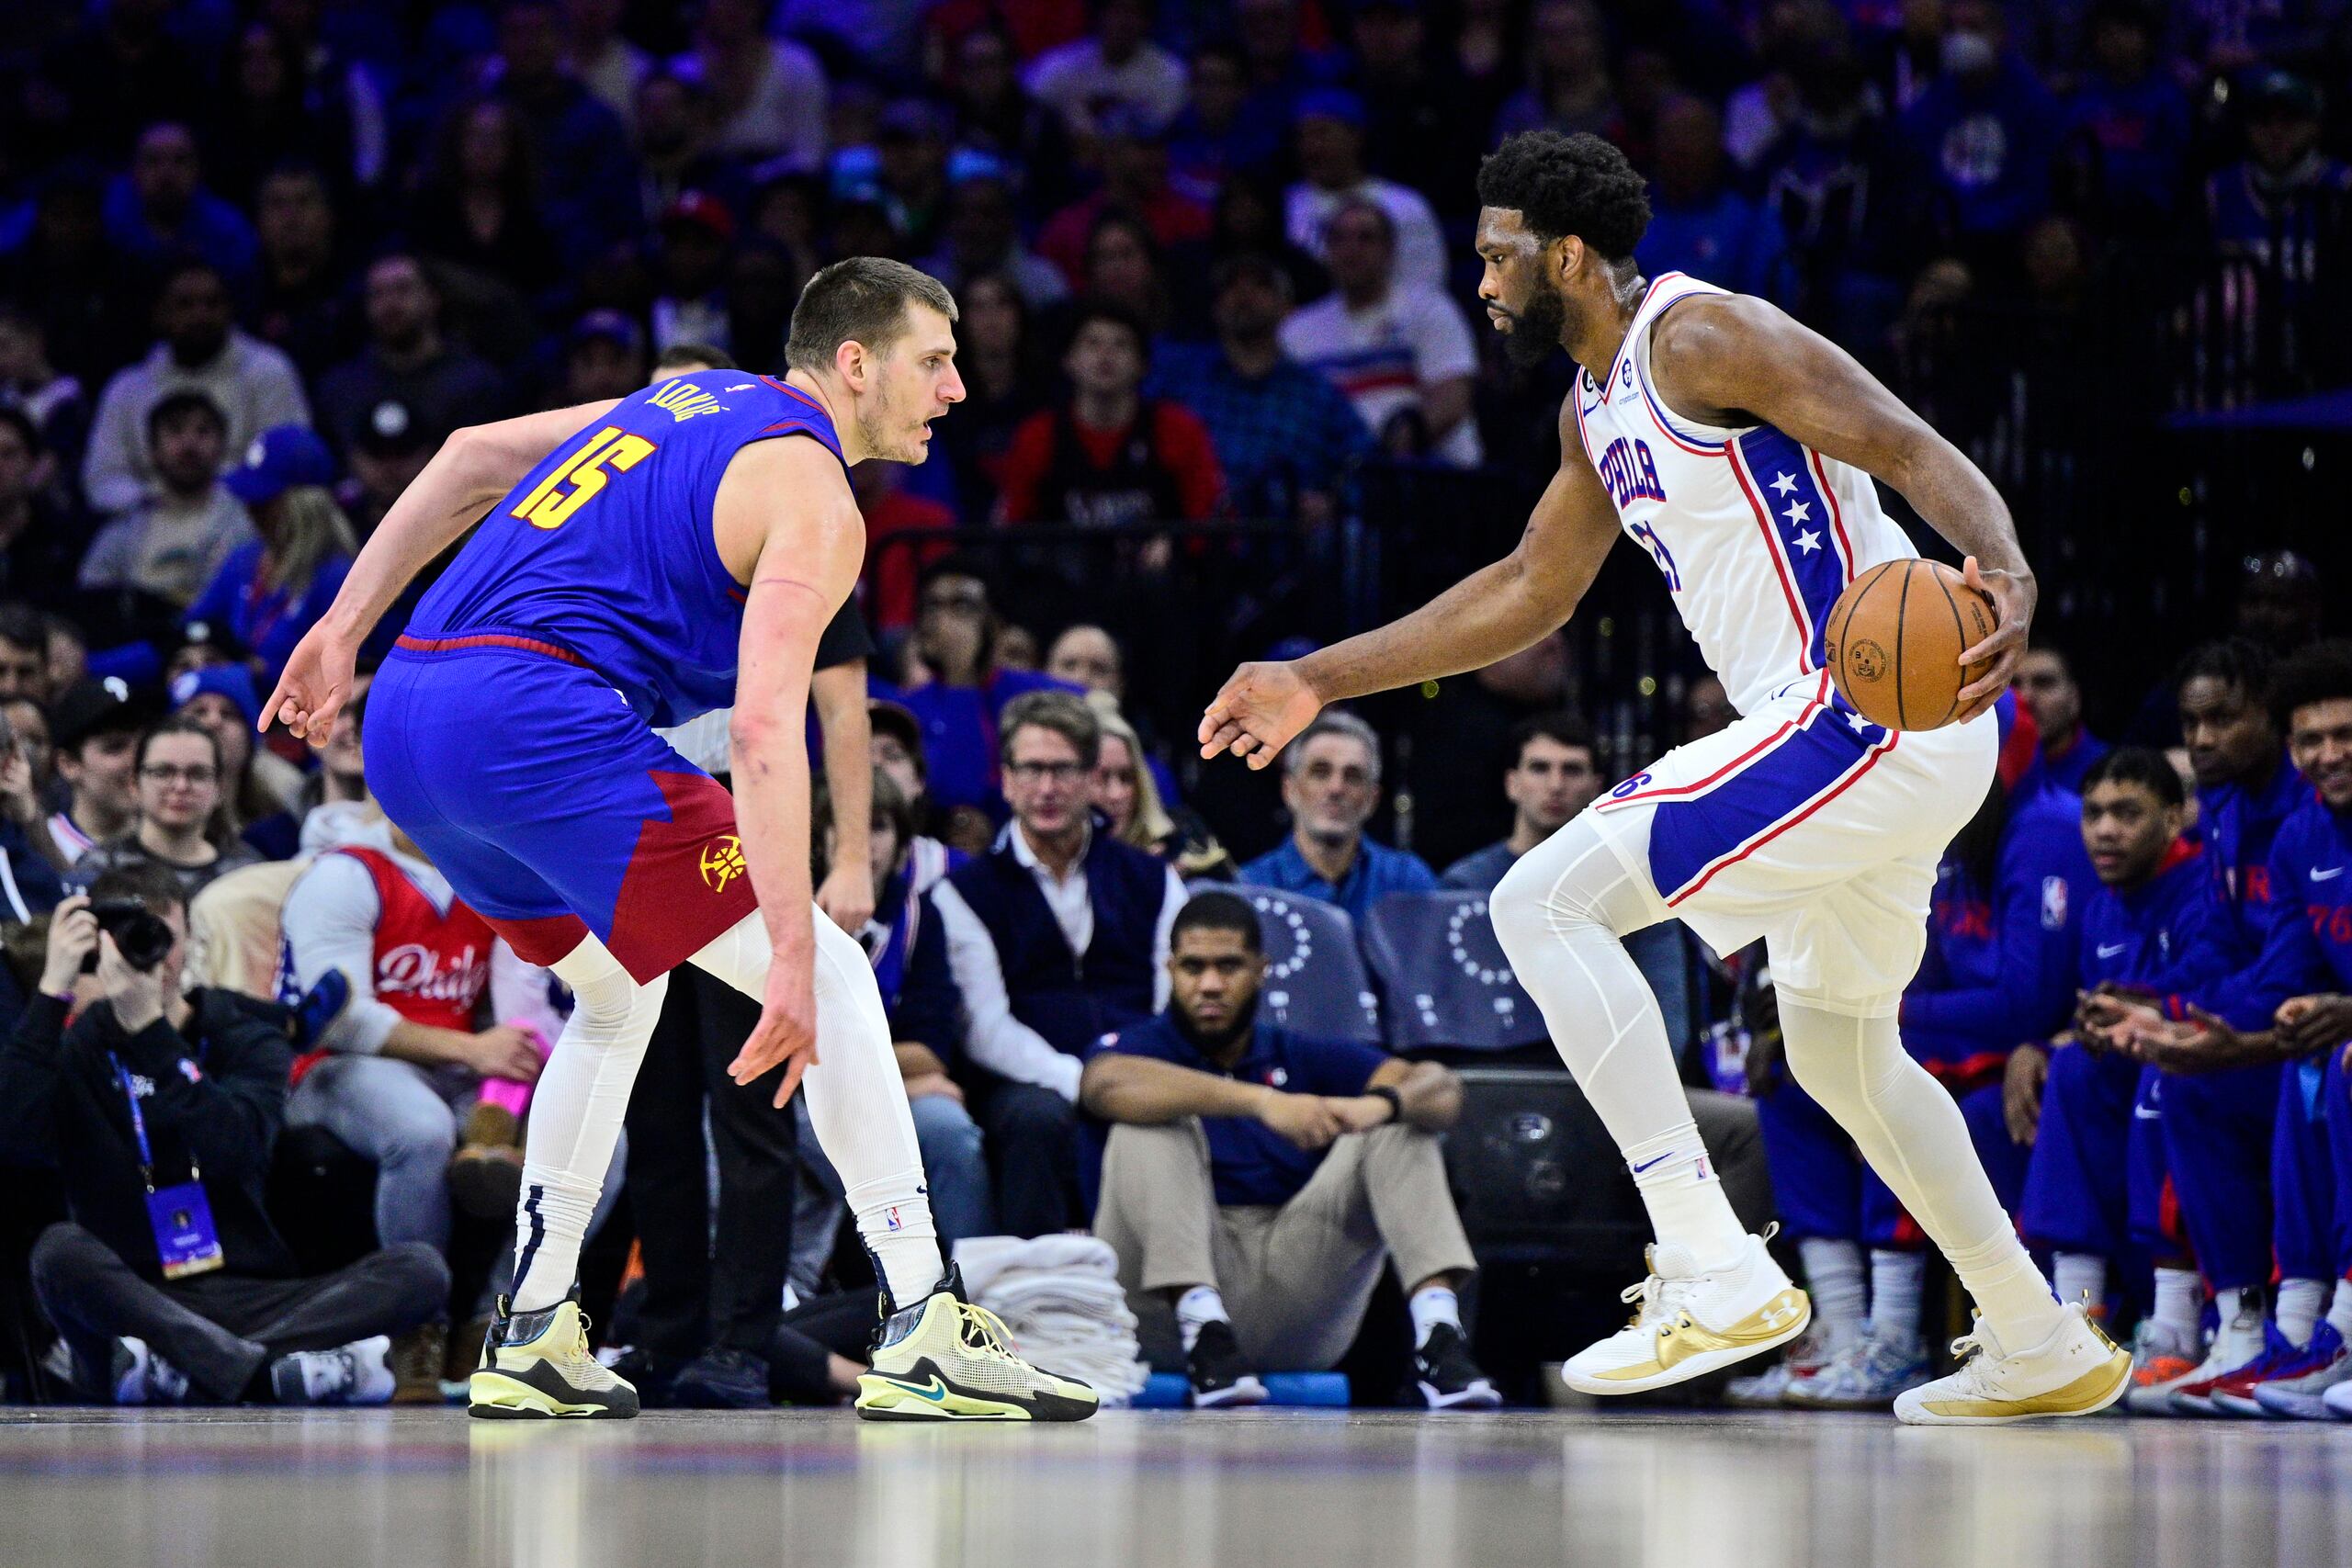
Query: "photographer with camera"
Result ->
[[0, 869, 447, 1405]]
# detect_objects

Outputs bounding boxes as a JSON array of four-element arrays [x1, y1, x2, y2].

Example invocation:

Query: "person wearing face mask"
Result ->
[[1892, 1, 2056, 248]]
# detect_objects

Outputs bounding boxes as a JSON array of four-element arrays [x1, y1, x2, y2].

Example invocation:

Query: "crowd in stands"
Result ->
[[1, 0, 2349, 1415]]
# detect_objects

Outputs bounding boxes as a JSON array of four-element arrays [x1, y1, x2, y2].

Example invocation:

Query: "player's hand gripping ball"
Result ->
[[1824, 559, 1997, 731]]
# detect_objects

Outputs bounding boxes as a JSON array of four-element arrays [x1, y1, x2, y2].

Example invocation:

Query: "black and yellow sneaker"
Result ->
[[468, 1292, 639, 1420], [855, 1266, 1098, 1423]]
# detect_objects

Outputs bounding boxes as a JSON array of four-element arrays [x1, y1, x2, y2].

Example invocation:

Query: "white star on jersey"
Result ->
[[1795, 528, 1823, 553], [1770, 471, 1799, 496], [1783, 501, 1811, 524]]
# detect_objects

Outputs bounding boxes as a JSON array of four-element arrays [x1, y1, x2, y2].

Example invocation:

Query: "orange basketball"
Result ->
[[1823, 559, 1997, 731]]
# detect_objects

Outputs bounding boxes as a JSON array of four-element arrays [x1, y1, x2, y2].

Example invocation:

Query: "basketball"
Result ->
[[1824, 560, 1998, 731]]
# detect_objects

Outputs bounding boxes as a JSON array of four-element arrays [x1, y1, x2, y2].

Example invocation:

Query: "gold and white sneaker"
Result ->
[[469, 1293, 639, 1419], [856, 1266, 1098, 1423], [1894, 1303, 2131, 1426], [1562, 1232, 1810, 1396]]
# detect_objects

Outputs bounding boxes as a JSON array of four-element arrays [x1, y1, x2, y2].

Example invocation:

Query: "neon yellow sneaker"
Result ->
[[469, 1293, 639, 1419], [856, 1268, 1098, 1423]]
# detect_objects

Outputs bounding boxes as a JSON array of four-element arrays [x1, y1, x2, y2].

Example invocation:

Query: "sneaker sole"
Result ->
[[1894, 1352, 2130, 1427], [1193, 1381, 1269, 1409], [468, 1370, 635, 1419], [1563, 1291, 1811, 1397], [2124, 1382, 2199, 1416], [2254, 1388, 2339, 1420], [2208, 1392, 2270, 1418], [1419, 1379, 1502, 1411], [854, 1368, 1098, 1424]]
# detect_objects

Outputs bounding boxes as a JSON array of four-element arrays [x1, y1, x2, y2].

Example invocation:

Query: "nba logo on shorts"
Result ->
[[1611, 773, 1653, 799]]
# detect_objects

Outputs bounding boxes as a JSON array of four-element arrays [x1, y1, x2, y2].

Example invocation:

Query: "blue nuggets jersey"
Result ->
[[408, 374, 847, 728]]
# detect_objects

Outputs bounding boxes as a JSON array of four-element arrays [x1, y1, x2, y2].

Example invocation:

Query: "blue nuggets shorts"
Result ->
[[366, 637, 757, 982]]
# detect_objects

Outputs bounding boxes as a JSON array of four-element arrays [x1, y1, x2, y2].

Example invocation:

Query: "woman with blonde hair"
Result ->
[[184, 426, 362, 681], [1083, 690, 1238, 879]]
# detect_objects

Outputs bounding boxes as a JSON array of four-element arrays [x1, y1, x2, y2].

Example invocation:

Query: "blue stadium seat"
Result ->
[[1360, 891, 1549, 1054], [1187, 883, 1382, 1043]]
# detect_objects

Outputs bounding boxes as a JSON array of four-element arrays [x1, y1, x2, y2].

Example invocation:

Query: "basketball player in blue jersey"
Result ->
[[1203, 132, 2132, 1422], [263, 259, 1096, 1423]]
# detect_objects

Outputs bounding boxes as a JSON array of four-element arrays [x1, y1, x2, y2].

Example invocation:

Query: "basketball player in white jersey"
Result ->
[[1201, 130, 2130, 1423]]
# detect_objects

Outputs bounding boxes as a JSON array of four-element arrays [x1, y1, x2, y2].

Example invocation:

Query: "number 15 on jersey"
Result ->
[[509, 426, 659, 531]]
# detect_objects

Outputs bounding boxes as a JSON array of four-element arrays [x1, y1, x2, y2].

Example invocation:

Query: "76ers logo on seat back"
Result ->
[[1597, 436, 1668, 510]]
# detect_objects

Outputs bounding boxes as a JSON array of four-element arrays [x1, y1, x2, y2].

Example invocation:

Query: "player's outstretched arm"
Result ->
[[1199, 403, 1620, 769], [1650, 295, 2033, 722], [717, 437, 866, 1107], [260, 399, 621, 743]]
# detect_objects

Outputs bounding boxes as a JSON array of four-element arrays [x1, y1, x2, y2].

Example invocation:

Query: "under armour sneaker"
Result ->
[[1893, 1304, 2131, 1426], [1781, 1330, 1932, 1410], [1412, 1323, 1502, 1410], [110, 1338, 191, 1406], [1188, 1319, 1268, 1409], [271, 1336, 395, 1407], [2177, 1321, 2299, 1417], [2157, 1300, 2266, 1417], [2252, 1322, 2352, 1420], [855, 1266, 1098, 1422], [2122, 1319, 2205, 1415], [469, 1293, 639, 1419], [1724, 1322, 1838, 1408], [1562, 1232, 1810, 1396]]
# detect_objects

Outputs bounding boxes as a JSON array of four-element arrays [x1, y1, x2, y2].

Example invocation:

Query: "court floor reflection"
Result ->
[[1, 1406, 2346, 1568]]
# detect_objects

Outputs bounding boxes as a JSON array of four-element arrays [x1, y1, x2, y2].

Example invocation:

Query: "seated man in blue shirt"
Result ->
[[1082, 892, 1498, 1410], [1238, 711, 1435, 921]]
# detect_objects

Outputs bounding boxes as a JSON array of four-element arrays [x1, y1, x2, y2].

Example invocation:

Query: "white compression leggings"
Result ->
[[512, 911, 936, 1314], [1490, 810, 2059, 1341]]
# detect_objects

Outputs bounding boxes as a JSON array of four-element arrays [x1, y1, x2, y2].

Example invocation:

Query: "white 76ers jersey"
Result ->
[[1571, 272, 1919, 716]]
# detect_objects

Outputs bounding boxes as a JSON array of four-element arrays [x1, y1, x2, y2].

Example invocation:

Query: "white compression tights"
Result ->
[[510, 911, 940, 1314]]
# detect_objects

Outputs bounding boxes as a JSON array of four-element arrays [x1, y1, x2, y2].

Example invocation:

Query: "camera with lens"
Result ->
[[78, 898, 175, 975]]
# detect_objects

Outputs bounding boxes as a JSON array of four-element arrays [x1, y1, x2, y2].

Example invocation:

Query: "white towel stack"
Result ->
[[952, 1235, 1150, 1405]]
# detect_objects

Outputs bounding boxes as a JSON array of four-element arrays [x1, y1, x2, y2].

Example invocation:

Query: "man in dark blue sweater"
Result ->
[[1083, 892, 1498, 1410], [933, 691, 1187, 1235]]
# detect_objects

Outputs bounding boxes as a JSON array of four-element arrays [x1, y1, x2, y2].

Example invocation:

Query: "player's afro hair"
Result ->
[[1476, 130, 1652, 261], [2270, 638, 2352, 729]]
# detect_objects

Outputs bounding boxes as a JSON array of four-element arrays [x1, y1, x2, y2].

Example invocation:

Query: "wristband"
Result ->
[[1367, 1085, 1404, 1122]]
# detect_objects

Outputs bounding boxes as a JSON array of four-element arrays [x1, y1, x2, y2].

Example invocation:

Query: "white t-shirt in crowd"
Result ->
[[1279, 283, 1484, 468], [1023, 39, 1189, 137], [1284, 178, 1451, 294]]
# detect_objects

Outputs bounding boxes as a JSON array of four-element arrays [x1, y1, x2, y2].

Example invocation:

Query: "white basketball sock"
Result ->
[[1176, 1285, 1231, 1351], [1869, 1249, 1928, 1352], [2278, 1277, 2325, 1348], [2152, 1266, 2203, 1345], [2052, 1254, 2108, 1321], [1798, 1237, 1866, 1347], [2330, 1280, 2352, 1342], [1408, 1284, 1462, 1348]]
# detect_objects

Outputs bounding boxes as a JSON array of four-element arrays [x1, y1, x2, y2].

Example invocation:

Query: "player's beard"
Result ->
[[1499, 280, 1571, 368]]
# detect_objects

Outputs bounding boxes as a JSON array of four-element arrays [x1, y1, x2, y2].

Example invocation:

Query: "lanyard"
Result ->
[[110, 1054, 199, 1193]]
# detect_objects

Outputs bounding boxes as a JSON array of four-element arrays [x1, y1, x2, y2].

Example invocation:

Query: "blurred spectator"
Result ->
[[1280, 198, 1481, 466], [0, 167, 137, 386], [411, 97, 564, 295], [45, 679, 154, 872], [1169, 40, 1280, 200], [1346, 0, 1478, 216], [314, 255, 506, 461], [867, 697, 964, 895], [2058, 0, 2189, 229], [1724, 0, 1849, 172], [1495, 0, 1624, 149], [1084, 892, 1494, 1407], [1036, 112, 1213, 286], [6, 875, 446, 1408], [1284, 89, 1448, 293], [1208, 175, 1327, 304], [564, 0, 653, 127], [1078, 212, 1181, 340], [1232, 0, 1347, 153], [1440, 712, 1606, 894], [250, 164, 351, 381], [0, 610, 46, 707], [0, 305, 89, 472], [2233, 549, 2324, 655], [73, 717, 263, 899], [1087, 688, 1233, 879], [944, 22, 1074, 202], [1023, 0, 1188, 143], [1750, 17, 1896, 324], [492, 0, 641, 264], [922, 171, 1071, 310], [853, 458, 956, 639], [299, 694, 387, 855], [0, 699, 66, 919], [1047, 625, 1125, 698], [337, 399, 434, 537], [44, 614, 88, 704], [102, 121, 260, 292], [1894, 0, 2055, 247], [1685, 673, 1736, 740], [932, 691, 1186, 1235], [561, 311, 651, 405], [0, 408, 87, 603], [1640, 94, 1790, 302], [181, 427, 354, 682], [632, 71, 752, 226], [858, 101, 956, 256], [935, 272, 1049, 526], [669, 0, 829, 169], [207, 21, 356, 211], [2014, 647, 2110, 797], [81, 261, 310, 520], [650, 193, 740, 355], [1238, 710, 1437, 920], [79, 391, 258, 609], [1149, 252, 1371, 523], [2204, 71, 2351, 283], [27, 0, 212, 161], [997, 300, 1224, 526], [3, 693, 51, 796], [166, 666, 303, 860]]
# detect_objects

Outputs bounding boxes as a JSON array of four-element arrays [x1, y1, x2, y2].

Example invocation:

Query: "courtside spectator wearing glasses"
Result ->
[[1238, 711, 1436, 922], [72, 717, 262, 900]]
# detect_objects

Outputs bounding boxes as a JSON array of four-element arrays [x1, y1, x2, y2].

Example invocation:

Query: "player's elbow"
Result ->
[[728, 711, 791, 761]]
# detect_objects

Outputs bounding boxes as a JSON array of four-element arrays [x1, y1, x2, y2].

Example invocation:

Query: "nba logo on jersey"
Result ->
[[1597, 436, 1668, 510], [2041, 875, 2068, 931]]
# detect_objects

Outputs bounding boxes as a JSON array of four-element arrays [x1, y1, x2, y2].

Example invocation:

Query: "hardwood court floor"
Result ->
[[1, 1404, 2346, 1568]]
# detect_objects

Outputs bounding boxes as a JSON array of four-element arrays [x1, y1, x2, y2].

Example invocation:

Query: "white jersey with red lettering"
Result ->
[[1556, 271, 1998, 1001]]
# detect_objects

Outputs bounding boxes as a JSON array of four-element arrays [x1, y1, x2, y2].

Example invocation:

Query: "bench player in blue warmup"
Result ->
[[263, 259, 1096, 1422]]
